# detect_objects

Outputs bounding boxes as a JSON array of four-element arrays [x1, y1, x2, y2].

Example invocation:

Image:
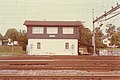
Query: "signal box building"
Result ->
[[24, 21, 81, 55]]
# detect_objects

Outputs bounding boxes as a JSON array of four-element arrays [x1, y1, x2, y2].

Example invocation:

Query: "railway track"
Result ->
[[0, 59, 120, 70], [0, 76, 120, 80], [0, 55, 120, 60], [0, 55, 119, 80]]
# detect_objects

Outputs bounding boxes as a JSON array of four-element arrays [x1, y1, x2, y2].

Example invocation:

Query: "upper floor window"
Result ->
[[47, 27, 58, 34], [37, 42, 41, 49], [32, 27, 44, 34], [65, 42, 69, 49], [63, 27, 74, 34]]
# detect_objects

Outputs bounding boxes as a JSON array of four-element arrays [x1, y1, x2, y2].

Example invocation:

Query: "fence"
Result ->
[[98, 49, 120, 56]]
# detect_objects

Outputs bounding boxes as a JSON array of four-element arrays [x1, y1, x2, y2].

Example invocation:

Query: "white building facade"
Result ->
[[101, 35, 116, 48], [28, 39, 78, 55], [102, 36, 111, 47], [24, 21, 81, 55]]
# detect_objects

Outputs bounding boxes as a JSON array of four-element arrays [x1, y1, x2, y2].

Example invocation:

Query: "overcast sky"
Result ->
[[0, 0, 120, 35]]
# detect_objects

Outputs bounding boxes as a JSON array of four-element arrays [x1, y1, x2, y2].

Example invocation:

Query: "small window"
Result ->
[[65, 42, 69, 49], [32, 27, 44, 34], [37, 42, 41, 49]]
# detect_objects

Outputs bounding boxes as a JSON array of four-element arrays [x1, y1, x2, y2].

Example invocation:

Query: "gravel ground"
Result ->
[[0, 70, 120, 76]]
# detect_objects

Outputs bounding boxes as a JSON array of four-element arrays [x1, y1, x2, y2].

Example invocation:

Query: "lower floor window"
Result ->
[[37, 42, 41, 49], [65, 42, 69, 49]]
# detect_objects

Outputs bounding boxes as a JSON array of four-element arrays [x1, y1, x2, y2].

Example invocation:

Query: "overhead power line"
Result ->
[[93, 3, 120, 23]]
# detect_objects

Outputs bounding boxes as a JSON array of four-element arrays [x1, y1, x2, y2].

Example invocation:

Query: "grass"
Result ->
[[97, 48, 120, 50], [0, 45, 26, 55]]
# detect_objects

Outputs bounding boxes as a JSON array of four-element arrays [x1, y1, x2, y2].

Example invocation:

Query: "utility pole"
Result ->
[[92, 3, 120, 56], [92, 9, 96, 56]]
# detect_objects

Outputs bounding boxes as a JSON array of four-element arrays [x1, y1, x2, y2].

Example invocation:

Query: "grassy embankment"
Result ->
[[0, 45, 26, 55], [97, 48, 120, 50]]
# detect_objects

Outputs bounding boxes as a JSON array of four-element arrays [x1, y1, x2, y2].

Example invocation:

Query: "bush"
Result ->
[[0, 45, 26, 55]]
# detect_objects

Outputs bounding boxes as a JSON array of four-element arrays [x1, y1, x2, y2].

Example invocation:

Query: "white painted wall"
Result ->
[[27, 39, 78, 55]]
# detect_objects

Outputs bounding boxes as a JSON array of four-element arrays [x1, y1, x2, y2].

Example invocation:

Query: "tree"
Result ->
[[111, 32, 120, 47], [95, 27, 105, 48], [106, 24, 116, 35], [18, 30, 28, 51], [95, 27, 103, 38], [0, 33, 2, 39], [105, 24, 120, 47], [79, 26, 92, 46], [4, 28, 20, 41], [95, 36, 105, 48], [4, 28, 28, 51], [79, 26, 93, 53], [79, 25, 105, 53], [117, 27, 120, 32]]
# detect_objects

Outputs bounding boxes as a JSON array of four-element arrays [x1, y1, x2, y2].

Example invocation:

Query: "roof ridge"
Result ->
[[24, 20, 82, 27]]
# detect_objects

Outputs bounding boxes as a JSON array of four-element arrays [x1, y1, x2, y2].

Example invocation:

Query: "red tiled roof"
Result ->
[[24, 20, 82, 27]]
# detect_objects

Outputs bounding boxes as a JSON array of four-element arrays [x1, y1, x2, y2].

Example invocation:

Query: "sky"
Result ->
[[0, 0, 120, 35]]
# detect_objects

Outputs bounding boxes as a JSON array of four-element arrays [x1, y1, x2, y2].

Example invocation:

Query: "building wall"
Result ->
[[27, 39, 78, 55], [27, 26, 79, 39]]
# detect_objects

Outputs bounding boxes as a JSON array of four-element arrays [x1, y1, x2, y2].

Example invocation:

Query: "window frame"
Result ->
[[37, 42, 41, 49], [47, 27, 58, 34], [65, 42, 69, 49], [63, 27, 74, 34], [32, 27, 44, 34]]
